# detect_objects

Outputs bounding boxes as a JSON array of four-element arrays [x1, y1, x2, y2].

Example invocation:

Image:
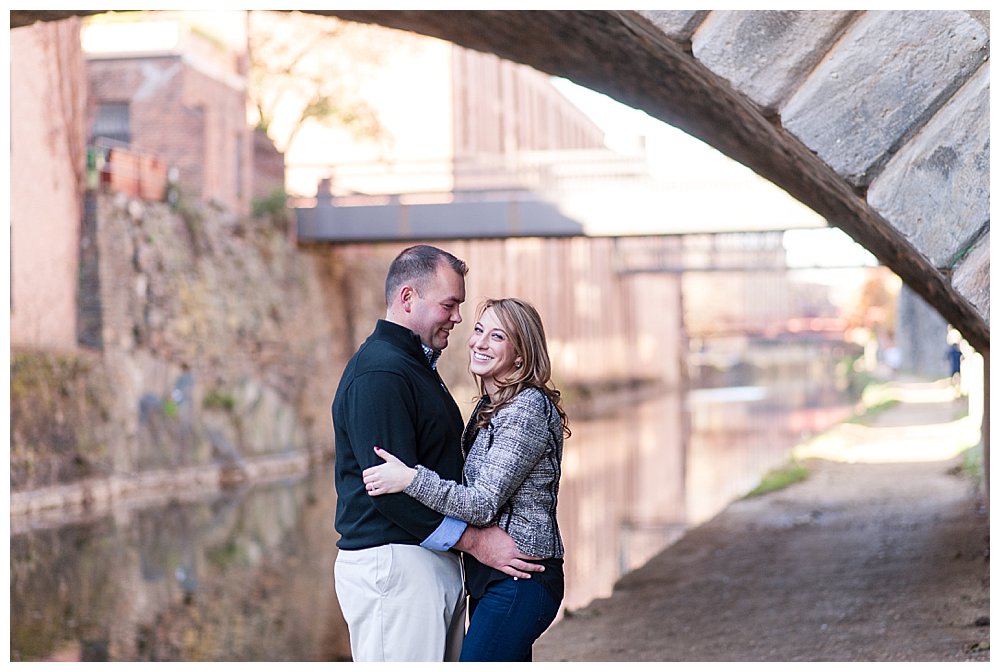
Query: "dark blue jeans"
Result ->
[[460, 577, 562, 662]]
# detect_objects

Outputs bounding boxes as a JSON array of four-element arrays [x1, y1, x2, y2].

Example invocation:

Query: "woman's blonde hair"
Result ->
[[470, 298, 570, 438]]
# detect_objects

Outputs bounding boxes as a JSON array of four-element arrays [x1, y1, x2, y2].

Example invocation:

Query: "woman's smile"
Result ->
[[468, 307, 516, 393]]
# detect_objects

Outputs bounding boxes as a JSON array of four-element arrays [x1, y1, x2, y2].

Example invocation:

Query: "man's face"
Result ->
[[406, 263, 466, 351]]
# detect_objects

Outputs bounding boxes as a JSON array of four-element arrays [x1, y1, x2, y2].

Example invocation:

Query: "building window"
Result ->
[[91, 102, 131, 145]]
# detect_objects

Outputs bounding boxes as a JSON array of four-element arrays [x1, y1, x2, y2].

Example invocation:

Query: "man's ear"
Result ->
[[399, 285, 416, 312]]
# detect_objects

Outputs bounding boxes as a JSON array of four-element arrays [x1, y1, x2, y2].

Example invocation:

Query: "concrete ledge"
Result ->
[[9, 453, 312, 520]]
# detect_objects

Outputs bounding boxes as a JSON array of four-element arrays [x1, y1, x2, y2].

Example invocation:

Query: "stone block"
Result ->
[[636, 10, 709, 42], [868, 63, 989, 268], [781, 10, 988, 186], [951, 231, 990, 327], [692, 10, 856, 113]]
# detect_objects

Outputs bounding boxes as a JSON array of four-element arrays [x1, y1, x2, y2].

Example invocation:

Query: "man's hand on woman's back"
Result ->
[[454, 525, 545, 579]]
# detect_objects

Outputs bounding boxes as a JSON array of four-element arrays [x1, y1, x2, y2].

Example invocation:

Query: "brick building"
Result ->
[[83, 14, 258, 216]]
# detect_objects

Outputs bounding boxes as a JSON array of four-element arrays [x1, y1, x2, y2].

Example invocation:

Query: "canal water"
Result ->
[[10, 344, 855, 661]]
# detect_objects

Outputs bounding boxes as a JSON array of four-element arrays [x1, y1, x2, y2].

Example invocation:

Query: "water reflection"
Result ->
[[558, 378, 852, 613], [11, 473, 351, 662], [10, 363, 851, 660]]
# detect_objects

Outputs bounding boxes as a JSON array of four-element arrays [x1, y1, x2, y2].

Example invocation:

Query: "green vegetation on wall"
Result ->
[[10, 350, 115, 490]]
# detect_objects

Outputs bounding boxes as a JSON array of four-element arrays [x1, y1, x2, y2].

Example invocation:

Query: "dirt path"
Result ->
[[536, 381, 990, 662]]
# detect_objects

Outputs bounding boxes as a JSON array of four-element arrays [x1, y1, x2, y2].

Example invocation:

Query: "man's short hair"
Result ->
[[385, 244, 468, 306]]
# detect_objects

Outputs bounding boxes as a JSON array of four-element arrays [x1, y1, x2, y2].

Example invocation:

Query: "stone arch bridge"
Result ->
[[12, 7, 992, 527], [315, 10, 990, 502], [12, 9, 989, 352], [320, 10, 990, 357]]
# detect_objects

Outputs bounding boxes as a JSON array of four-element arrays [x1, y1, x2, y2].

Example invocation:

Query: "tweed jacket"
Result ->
[[404, 386, 565, 558]]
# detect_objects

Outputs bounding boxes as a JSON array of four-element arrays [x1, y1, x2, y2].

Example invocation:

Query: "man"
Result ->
[[332, 244, 543, 662]]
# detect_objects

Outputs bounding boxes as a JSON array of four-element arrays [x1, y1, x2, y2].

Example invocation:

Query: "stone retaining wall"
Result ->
[[11, 192, 353, 500]]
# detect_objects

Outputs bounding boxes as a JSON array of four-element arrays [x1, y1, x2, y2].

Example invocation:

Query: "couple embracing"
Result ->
[[332, 244, 570, 662]]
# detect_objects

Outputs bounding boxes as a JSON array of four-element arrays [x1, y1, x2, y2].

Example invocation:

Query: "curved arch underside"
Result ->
[[318, 10, 990, 353], [11, 9, 990, 351]]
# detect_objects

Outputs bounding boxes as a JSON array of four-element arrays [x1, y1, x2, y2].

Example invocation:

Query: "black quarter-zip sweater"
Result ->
[[333, 319, 465, 550]]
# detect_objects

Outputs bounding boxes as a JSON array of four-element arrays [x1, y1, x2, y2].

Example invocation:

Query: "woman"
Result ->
[[362, 297, 570, 661]]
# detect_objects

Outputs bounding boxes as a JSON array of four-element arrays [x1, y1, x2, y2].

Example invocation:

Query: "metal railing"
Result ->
[[287, 148, 652, 201], [287, 147, 830, 239]]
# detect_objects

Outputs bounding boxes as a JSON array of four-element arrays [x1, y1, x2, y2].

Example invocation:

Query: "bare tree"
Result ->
[[246, 10, 388, 153]]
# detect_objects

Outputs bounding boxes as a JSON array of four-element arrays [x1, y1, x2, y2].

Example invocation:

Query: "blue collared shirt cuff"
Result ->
[[421, 516, 468, 551]]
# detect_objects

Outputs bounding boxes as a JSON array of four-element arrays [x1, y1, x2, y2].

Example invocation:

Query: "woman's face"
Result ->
[[468, 306, 518, 393]]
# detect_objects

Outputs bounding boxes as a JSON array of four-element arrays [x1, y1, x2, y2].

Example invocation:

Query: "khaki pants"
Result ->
[[334, 544, 466, 661]]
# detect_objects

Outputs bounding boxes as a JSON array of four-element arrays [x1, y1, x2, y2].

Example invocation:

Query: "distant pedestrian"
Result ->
[[884, 346, 902, 372], [947, 342, 963, 390]]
